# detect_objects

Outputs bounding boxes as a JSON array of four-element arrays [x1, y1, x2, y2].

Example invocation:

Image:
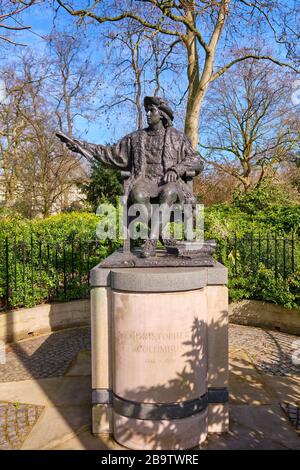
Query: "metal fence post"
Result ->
[[274, 235, 278, 279], [292, 233, 295, 273], [5, 237, 9, 310]]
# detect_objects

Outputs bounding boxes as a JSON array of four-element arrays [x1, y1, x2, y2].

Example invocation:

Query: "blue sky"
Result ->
[[4, 2, 139, 144], [2, 1, 299, 147]]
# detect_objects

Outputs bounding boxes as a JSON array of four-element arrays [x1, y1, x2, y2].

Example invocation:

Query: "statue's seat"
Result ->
[[120, 170, 197, 252]]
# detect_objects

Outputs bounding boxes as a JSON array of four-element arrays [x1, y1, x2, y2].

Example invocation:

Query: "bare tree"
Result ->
[[0, 1, 37, 46], [55, 0, 299, 147], [0, 55, 86, 217], [277, 110, 300, 197], [200, 58, 299, 192], [47, 31, 101, 137], [98, 21, 183, 131], [194, 166, 238, 205], [0, 67, 27, 206], [101, 25, 149, 130]]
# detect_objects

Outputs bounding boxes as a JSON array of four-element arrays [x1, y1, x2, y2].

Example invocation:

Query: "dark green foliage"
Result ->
[[228, 264, 296, 308], [232, 180, 293, 214], [1, 195, 300, 311], [79, 162, 123, 211], [205, 201, 300, 240], [0, 212, 121, 309], [215, 233, 300, 309], [205, 181, 300, 309], [286, 270, 300, 306]]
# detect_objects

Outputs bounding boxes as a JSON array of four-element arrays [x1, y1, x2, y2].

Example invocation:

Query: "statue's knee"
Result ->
[[130, 188, 149, 204], [160, 185, 178, 203]]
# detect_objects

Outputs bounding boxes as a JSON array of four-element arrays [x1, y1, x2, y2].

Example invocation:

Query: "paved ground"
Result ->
[[0, 324, 299, 450], [0, 403, 44, 450], [1, 328, 90, 382], [230, 324, 300, 377], [1, 324, 298, 383]]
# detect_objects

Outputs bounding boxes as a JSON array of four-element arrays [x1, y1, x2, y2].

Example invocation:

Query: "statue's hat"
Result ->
[[144, 96, 174, 121]]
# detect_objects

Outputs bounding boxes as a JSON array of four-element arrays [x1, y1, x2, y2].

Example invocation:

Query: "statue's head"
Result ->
[[144, 96, 174, 128]]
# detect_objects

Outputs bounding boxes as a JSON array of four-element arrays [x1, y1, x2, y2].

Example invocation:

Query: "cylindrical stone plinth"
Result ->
[[90, 262, 229, 450], [113, 288, 208, 450]]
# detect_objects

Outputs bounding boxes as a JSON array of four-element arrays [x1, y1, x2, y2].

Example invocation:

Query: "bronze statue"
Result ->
[[57, 96, 203, 258]]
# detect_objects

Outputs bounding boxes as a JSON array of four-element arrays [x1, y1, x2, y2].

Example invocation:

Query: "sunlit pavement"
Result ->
[[0, 325, 299, 450]]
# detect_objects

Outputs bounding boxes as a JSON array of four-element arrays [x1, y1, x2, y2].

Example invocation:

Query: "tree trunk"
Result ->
[[184, 22, 200, 148], [185, 89, 206, 148], [66, 96, 72, 136], [183, 24, 213, 147], [136, 72, 143, 129], [183, 1, 229, 148]]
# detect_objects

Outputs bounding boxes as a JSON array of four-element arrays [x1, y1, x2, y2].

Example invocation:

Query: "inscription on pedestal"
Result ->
[[116, 330, 192, 363]]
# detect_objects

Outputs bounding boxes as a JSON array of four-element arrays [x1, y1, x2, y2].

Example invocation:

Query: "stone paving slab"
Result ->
[[49, 376, 91, 407], [51, 428, 109, 450], [229, 374, 274, 405], [22, 406, 91, 450], [229, 349, 274, 405], [0, 376, 91, 408], [0, 378, 65, 407], [262, 375, 300, 405], [231, 404, 300, 448], [205, 405, 299, 450], [65, 350, 91, 377]]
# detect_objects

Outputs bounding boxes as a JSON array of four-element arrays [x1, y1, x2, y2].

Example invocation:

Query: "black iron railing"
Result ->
[[216, 233, 298, 279], [0, 238, 113, 311], [0, 234, 298, 311]]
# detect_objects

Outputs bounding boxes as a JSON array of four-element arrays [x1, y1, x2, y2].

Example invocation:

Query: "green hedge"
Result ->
[[0, 212, 121, 309], [204, 204, 300, 239], [205, 200, 300, 309], [0, 209, 300, 310]]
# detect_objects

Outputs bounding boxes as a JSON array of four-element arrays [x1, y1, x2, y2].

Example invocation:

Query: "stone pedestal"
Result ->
[[90, 257, 228, 450]]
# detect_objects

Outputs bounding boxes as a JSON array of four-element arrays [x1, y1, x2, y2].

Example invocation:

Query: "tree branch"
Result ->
[[239, 0, 294, 49], [208, 0, 230, 52], [136, 0, 209, 50], [210, 55, 299, 83], [0, 23, 31, 31], [0, 36, 26, 46], [200, 143, 240, 157], [0, 1, 35, 22], [55, 0, 183, 38]]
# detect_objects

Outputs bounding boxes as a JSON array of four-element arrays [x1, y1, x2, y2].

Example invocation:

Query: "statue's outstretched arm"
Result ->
[[56, 131, 130, 170], [56, 131, 96, 163]]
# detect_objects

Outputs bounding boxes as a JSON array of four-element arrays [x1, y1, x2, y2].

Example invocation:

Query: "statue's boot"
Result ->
[[161, 237, 178, 247], [140, 239, 157, 258]]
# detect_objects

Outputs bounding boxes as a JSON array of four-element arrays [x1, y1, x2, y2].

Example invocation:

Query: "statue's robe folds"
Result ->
[[81, 127, 202, 203]]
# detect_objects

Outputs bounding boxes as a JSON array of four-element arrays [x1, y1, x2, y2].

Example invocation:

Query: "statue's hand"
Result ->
[[164, 169, 177, 183], [56, 132, 81, 154], [65, 140, 79, 153], [56, 131, 94, 162]]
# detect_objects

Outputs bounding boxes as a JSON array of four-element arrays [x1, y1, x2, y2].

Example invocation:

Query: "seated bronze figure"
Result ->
[[57, 96, 203, 258]]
